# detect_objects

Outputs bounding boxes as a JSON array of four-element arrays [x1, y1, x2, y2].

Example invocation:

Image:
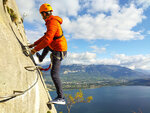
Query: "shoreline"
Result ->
[[47, 84, 150, 92]]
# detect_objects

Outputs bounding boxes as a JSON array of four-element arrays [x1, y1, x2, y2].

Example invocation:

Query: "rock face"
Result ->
[[0, 0, 57, 113]]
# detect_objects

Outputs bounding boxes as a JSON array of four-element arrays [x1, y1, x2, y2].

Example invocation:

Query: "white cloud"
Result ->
[[25, 23, 46, 43], [34, 52, 97, 65], [55, 0, 80, 16], [63, 53, 150, 70], [63, 52, 97, 65], [113, 54, 150, 70], [147, 30, 150, 35], [90, 46, 106, 54], [16, 0, 41, 23], [63, 4, 145, 40], [16, 0, 146, 41], [16, 0, 35, 15], [135, 0, 150, 9], [80, 0, 120, 13], [26, 30, 41, 43], [15, 0, 150, 71], [36, 0, 80, 17], [89, 0, 120, 13], [34, 51, 150, 70]]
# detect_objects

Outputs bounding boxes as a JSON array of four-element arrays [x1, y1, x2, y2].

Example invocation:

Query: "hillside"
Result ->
[[44, 64, 149, 79], [43, 64, 150, 89], [0, 0, 56, 113], [61, 64, 148, 78]]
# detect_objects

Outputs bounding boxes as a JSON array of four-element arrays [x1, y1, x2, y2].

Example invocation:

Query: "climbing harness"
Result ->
[[38, 53, 53, 71], [52, 51, 65, 61], [39, 52, 65, 71]]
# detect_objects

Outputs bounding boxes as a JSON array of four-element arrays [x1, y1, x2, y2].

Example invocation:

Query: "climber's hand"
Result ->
[[28, 44, 35, 48], [31, 49, 37, 55]]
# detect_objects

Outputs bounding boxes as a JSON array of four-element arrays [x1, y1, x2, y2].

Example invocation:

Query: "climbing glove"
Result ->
[[28, 44, 35, 48], [31, 49, 37, 55]]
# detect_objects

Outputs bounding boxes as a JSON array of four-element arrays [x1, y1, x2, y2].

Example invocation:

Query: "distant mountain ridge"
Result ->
[[43, 64, 150, 79], [135, 69, 150, 75], [43, 64, 150, 89]]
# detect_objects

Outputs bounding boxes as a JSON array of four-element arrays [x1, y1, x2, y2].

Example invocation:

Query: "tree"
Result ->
[[64, 89, 93, 113]]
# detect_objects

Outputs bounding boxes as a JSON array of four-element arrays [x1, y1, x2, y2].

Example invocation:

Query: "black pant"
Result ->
[[40, 46, 67, 98]]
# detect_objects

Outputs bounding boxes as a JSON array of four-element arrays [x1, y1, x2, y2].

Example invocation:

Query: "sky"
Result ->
[[15, 0, 150, 70]]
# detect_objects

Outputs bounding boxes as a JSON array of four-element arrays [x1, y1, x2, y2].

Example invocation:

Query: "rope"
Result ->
[[40, 53, 53, 71], [40, 64, 51, 71], [25, 66, 51, 100], [0, 67, 39, 103], [0, 24, 51, 103], [25, 65, 51, 72], [0, 66, 51, 103], [24, 66, 42, 71], [24, 66, 51, 101], [36, 68, 51, 101]]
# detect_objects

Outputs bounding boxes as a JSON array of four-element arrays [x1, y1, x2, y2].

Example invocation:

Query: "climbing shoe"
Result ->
[[36, 52, 43, 62], [48, 97, 66, 105]]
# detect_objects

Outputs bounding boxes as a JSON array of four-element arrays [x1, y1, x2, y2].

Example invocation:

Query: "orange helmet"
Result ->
[[39, 3, 53, 13]]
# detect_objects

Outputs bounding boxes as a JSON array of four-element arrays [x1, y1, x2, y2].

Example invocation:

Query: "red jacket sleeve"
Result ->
[[34, 36, 44, 45], [34, 19, 58, 51]]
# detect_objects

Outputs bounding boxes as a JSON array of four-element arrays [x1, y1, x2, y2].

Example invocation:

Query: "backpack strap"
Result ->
[[53, 33, 63, 40], [53, 18, 64, 40]]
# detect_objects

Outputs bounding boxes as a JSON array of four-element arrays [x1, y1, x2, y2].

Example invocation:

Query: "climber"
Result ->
[[28, 3, 67, 105]]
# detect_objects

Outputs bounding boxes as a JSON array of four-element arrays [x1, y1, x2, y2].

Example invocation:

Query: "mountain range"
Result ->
[[42, 64, 150, 89], [43, 64, 150, 81]]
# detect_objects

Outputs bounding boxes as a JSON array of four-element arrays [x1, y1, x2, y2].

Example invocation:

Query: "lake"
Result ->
[[49, 86, 150, 113]]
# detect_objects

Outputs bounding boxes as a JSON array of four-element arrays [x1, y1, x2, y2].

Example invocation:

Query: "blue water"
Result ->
[[49, 86, 150, 113]]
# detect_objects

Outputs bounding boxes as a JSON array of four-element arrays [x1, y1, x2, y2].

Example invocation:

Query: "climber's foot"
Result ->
[[47, 97, 66, 105]]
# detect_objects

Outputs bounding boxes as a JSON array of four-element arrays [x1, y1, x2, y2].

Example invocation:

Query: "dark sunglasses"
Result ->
[[41, 11, 51, 16]]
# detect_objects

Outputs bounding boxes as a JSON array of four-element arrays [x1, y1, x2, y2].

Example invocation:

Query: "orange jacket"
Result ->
[[34, 15, 67, 52]]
